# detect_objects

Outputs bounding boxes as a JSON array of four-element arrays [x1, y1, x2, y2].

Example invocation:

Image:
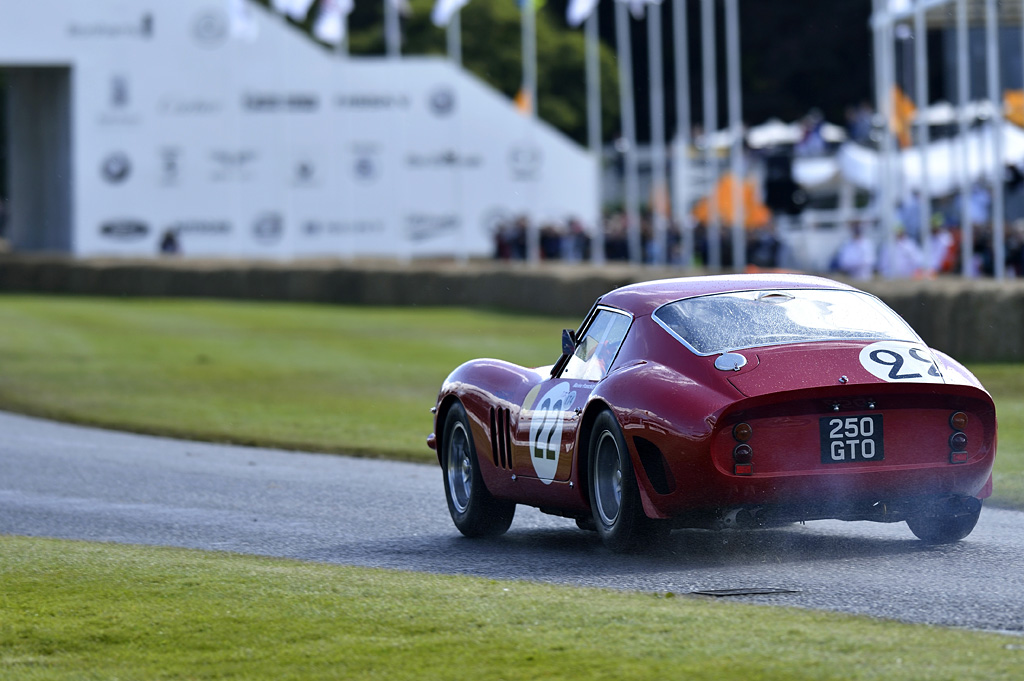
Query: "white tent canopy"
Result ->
[[836, 124, 1024, 196]]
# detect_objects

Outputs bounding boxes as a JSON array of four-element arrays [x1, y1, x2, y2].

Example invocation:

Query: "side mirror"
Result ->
[[562, 329, 577, 356]]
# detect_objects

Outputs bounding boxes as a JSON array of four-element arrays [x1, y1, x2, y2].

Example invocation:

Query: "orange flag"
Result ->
[[890, 85, 916, 148], [692, 173, 772, 229]]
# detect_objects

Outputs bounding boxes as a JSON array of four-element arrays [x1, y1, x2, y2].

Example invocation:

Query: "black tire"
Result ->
[[588, 410, 667, 552], [906, 497, 982, 544], [442, 402, 515, 538]]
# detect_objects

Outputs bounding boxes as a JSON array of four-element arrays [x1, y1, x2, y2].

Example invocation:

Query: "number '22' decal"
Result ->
[[859, 341, 943, 384]]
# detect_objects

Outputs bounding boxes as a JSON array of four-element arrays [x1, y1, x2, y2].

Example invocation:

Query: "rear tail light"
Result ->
[[949, 411, 968, 464], [733, 443, 753, 464], [732, 423, 753, 475]]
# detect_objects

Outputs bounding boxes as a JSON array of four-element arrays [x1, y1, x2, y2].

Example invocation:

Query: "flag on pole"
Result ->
[[272, 0, 317, 21], [432, 0, 470, 26], [567, 0, 599, 27], [228, 0, 259, 40], [313, 0, 353, 44], [621, 0, 660, 19], [271, 0, 317, 20], [890, 85, 916, 148]]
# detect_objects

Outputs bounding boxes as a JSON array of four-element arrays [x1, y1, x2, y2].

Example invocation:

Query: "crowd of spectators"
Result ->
[[493, 184, 1024, 280], [492, 211, 782, 269]]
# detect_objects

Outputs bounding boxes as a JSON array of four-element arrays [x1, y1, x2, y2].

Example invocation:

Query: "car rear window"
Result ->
[[652, 289, 920, 355]]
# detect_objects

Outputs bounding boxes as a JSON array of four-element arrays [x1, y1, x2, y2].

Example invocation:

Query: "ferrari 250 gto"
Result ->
[[427, 274, 996, 552]]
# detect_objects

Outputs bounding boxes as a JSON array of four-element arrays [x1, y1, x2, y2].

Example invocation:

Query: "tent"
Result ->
[[837, 124, 1024, 195]]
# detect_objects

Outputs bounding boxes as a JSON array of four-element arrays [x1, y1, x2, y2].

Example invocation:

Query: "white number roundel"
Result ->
[[858, 341, 943, 384], [528, 383, 575, 484]]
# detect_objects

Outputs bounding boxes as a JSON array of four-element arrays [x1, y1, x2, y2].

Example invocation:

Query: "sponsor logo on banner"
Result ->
[[101, 152, 132, 184], [243, 93, 319, 113], [166, 220, 232, 235], [68, 15, 154, 39], [428, 86, 456, 116], [403, 148, 479, 168], [99, 75, 141, 126], [404, 213, 460, 241], [252, 213, 284, 243], [406, 150, 482, 169], [100, 220, 149, 240], [334, 94, 410, 111], [159, 148, 181, 186], [509, 144, 543, 181], [158, 96, 223, 116], [303, 220, 385, 236], [353, 156, 378, 182], [210, 149, 257, 182], [192, 9, 228, 48], [292, 158, 318, 187], [111, 75, 130, 108], [351, 143, 381, 182]]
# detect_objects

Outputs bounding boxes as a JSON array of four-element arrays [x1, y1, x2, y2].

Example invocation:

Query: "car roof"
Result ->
[[598, 273, 859, 317]]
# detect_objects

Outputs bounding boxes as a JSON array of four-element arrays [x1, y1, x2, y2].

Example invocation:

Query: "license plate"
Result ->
[[819, 414, 884, 464]]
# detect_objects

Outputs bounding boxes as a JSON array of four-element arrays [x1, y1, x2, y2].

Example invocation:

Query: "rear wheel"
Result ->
[[442, 402, 515, 537], [906, 497, 982, 544], [588, 410, 667, 552]]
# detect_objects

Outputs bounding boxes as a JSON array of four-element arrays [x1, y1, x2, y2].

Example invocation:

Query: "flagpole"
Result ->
[[522, 0, 538, 116], [448, 10, 462, 65], [956, 0, 970, 275], [672, 0, 693, 270], [913, 0, 931, 264], [615, 0, 642, 264], [585, 9, 605, 265], [648, 1, 669, 266], [701, 0, 720, 271], [724, 0, 744, 272], [872, 0, 896, 259], [985, 0, 1005, 279], [385, 0, 401, 57]]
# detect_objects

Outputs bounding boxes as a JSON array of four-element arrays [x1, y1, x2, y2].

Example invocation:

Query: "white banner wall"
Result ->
[[0, 0, 596, 259]]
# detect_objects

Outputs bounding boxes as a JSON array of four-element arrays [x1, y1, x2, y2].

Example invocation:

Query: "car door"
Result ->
[[514, 308, 632, 484]]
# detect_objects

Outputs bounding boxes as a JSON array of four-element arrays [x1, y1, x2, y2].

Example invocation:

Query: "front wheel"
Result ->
[[906, 496, 982, 544], [588, 410, 667, 552], [442, 402, 515, 538]]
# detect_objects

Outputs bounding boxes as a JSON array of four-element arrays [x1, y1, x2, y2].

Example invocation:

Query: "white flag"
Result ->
[[228, 0, 259, 40], [272, 0, 317, 21], [432, 0, 470, 26], [567, 0, 599, 27], [619, 0, 660, 19], [313, 0, 353, 44], [287, 0, 317, 20]]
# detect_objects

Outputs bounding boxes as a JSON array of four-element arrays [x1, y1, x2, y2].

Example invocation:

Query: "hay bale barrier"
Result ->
[[2, 254, 1024, 362]]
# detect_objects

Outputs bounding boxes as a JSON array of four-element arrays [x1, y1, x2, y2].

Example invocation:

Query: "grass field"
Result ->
[[1, 295, 1022, 679], [2, 535, 1022, 681], [0, 294, 1020, 507]]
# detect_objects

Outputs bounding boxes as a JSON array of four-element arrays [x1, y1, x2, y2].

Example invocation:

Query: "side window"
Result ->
[[561, 310, 631, 381]]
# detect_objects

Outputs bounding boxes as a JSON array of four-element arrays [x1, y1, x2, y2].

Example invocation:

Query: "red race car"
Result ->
[[427, 274, 996, 552]]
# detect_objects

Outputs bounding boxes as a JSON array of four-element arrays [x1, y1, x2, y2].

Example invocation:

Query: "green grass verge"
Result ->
[[0, 295, 572, 460], [0, 294, 1021, 508], [1, 535, 1021, 681]]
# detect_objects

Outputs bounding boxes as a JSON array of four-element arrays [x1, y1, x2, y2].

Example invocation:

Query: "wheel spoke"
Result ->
[[447, 423, 472, 514]]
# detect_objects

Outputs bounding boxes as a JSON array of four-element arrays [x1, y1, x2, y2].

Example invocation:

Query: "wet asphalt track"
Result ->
[[1, 410, 1022, 636]]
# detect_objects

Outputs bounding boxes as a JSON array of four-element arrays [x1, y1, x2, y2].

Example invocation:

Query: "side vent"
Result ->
[[490, 407, 513, 470], [633, 437, 676, 495]]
